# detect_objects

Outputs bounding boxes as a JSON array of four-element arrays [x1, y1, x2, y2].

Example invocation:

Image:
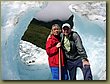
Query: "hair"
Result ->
[[50, 24, 61, 35], [46, 24, 61, 41]]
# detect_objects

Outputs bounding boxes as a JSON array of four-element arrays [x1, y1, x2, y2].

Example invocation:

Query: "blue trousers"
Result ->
[[66, 58, 93, 80], [50, 67, 68, 80]]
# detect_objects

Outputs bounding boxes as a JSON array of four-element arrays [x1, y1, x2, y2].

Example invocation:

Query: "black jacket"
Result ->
[[60, 31, 87, 61]]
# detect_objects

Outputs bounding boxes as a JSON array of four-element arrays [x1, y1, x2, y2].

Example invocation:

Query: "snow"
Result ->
[[69, 1, 106, 80], [69, 1, 106, 21], [19, 40, 48, 66], [18, 40, 51, 80], [1, 1, 106, 80], [1, 1, 48, 80], [69, 1, 106, 31]]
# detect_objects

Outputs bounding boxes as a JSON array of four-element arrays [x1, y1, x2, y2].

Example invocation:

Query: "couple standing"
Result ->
[[46, 23, 93, 80]]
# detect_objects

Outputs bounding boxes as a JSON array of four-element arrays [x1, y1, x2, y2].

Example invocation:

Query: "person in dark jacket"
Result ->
[[61, 23, 93, 80], [46, 24, 68, 80]]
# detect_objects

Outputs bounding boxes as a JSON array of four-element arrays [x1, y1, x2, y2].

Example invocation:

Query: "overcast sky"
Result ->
[[34, 1, 86, 22]]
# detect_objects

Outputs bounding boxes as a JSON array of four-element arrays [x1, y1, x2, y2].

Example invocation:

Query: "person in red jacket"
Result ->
[[46, 24, 68, 80]]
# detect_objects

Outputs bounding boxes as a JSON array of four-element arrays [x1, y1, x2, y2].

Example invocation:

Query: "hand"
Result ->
[[82, 59, 90, 68], [56, 42, 61, 48]]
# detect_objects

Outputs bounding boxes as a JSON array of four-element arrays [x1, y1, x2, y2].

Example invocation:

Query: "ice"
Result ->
[[69, 1, 106, 80], [19, 40, 48, 65], [1, 1, 106, 80], [1, 1, 48, 80], [69, 1, 106, 31]]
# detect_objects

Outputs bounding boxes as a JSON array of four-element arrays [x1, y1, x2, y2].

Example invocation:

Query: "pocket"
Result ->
[[52, 56, 59, 65], [53, 56, 56, 64], [49, 56, 55, 64]]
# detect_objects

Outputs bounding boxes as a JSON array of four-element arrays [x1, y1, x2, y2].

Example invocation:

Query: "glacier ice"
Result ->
[[1, 1, 49, 80], [1, 1, 106, 80], [69, 1, 106, 80]]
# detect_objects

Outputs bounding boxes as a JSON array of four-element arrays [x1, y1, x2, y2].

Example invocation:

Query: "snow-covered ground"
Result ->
[[1, 1, 106, 80], [18, 40, 51, 80], [19, 40, 48, 66]]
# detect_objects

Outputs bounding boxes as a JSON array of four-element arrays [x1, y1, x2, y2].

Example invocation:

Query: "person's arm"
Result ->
[[46, 39, 59, 57], [73, 32, 90, 67], [73, 32, 88, 60]]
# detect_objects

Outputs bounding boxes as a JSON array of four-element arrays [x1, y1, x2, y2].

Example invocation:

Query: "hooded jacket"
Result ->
[[46, 34, 65, 67]]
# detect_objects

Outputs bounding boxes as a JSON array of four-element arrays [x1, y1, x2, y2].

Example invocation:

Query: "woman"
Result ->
[[46, 24, 68, 80]]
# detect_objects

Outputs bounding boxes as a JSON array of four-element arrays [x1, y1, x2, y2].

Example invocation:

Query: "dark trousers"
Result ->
[[66, 58, 93, 80]]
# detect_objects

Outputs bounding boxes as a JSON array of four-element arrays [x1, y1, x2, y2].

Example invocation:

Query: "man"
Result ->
[[61, 23, 93, 80]]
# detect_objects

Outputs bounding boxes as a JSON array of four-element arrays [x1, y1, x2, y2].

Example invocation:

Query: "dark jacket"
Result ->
[[60, 31, 87, 61]]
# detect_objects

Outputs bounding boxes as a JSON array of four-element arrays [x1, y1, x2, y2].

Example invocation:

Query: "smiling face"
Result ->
[[62, 26, 71, 36], [51, 24, 61, 36]]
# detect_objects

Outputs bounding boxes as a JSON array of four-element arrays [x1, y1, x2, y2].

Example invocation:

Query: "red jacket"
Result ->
[[46, 35, 65, 67]]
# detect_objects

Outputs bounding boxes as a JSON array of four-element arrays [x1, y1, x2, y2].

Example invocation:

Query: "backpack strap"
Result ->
[[69, 31, 77, 43]]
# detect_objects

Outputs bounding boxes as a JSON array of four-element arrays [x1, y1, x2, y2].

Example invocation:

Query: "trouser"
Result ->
[[50, 66, 68, 80], [66, 58, 93, 80]]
